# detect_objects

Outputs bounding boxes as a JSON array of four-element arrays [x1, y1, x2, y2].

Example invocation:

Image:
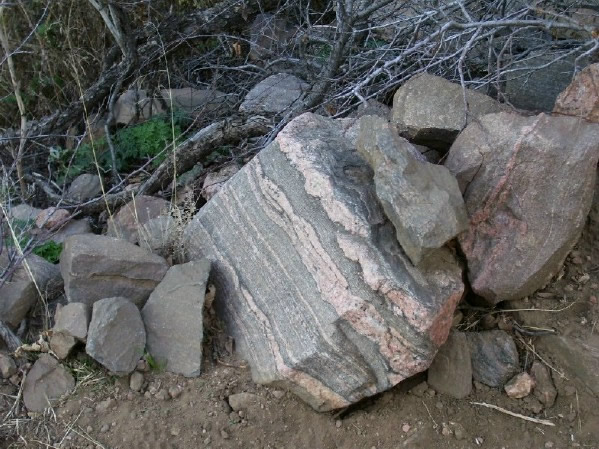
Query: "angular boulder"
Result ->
[[445, 112, 599, 303], [357, 115, 468, 265], [65, 173, 103, 202], [60, 234, 169, 307], [553, 63, 599, 123], [0, 253, 63, 327], [142, 260, 210, 377], [239, 73, 308, 115], [106, 195, 170, 244], [392, 73, 504, 149], [183, 112, 464, 411], [23, 354, 75, 412], [53, 302, 91, 341], [86, 297, 146, 375]]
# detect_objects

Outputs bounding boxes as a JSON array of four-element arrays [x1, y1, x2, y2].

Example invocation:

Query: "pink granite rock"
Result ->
[[553, 63, 599, 123], [184, 112, 464, 411], [446, 112, 599, 303]]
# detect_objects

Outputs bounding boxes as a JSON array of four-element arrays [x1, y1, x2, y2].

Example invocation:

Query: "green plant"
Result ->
[[145, 352, 167, 372], [51, 116, 183, 183], [32, 240, 63, 264]]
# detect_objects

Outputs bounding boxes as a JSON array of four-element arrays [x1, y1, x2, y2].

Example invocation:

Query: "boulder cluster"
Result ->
[[1, 64, 598, 413]]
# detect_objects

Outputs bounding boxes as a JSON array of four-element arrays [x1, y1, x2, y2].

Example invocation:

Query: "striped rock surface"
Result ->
[[183, 113, 464, 411]]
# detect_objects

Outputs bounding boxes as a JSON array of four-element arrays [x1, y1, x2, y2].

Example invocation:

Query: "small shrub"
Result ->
[[32, 240, 63, 264]]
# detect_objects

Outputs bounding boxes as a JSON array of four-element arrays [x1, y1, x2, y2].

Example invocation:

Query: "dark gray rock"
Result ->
[[183, 112, 464, 411], [468, 330, 519, 388], [86, 297, 146, 375], [142, 260, 210, 377], [427, 331, 472, 399], [392, 73, 504, 149], [239, 74, 308, 115], [445, 112, 599, 303], [60, 234, 169, 307], [357, 115, 468, 265], [23, 354, 75, 412]]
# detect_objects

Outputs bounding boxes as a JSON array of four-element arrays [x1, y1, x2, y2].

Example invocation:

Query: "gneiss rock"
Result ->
[[427, 331, 472, 399], [553, 62, 599, 123], [0, 253, 63, 327], [531, 361, 557, 408], [392, 73, 504, 150], [86, 297, 146, 375], [504, 372, 535, 399], [445, 112, 599, 304], [106, 196, 170, 244], [357, 115, 468, 265], [468, 330, 519, 388], [60, 234, 169, 307], [142, 260, 210, 377], [23, 354, 75, 412], [183, 112, 464, 411]]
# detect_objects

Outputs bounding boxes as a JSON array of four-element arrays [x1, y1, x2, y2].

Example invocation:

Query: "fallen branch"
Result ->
[[470, 401, 555, 426]]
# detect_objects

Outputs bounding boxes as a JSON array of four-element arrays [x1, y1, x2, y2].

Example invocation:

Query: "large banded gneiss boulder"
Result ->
[[183, 112, 464, 411], [445, 112, 599, 304]]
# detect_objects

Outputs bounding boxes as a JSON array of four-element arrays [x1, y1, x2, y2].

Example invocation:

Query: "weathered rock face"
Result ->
[[107, 195, 170, 244], [183, 112, 464, 411], [553, 63, 599, 123], [239, 74, 308, 115], [468, 331, 519, 388], [142, 260, 210, 377], [86, 297, 146, 375], [445, 112, 599, 303], [357, 115, 468, 265], [392, 73, 504, 149], [427, 331, 472, 399], [60, 234, 169, 307], [0, 253, 63, 327], [23, 354, 75, 412]]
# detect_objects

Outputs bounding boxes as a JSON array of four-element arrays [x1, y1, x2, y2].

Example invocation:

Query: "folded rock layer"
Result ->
[[184, 113, 464, 411]]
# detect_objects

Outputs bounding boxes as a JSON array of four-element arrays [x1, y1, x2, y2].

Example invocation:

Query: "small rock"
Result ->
[[136, 359, 149, 372], [23, 354, 75, 412], [129, 372, 144, 392], [86, 297, 146, 375], [452, 422, 466, 440], [0, 353, 17, 378], [272, 390, 285, 399], [531, 361, 557, 408], [220, 429, 230, 439], [504, 372, 535, 399], [428, 331, 472, 399], [155, 389, 169, 400], [410, 381, 429, 398], [468, 331, 519, 388], [95, 398, 115, 413], [335, 419, 342, 428], [66, 174, 103, 203], [53, 302, 91, 341], [36, 207, 70, 229], [229, 411, 240, 423], [49, 331, 77, 360], [441, 423, 452, 436], [170, 426, 180, 436], [228, 392, 259, 411], [168, 385, 183, 399], [402, 423, 411, 433], [100, 424, 109, 433]]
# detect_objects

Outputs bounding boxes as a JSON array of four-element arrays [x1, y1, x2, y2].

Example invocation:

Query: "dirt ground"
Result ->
[[2, 206, 599, 449]]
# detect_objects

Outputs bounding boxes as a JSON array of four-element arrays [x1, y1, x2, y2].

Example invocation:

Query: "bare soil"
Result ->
[[2, 208, 598, 449]]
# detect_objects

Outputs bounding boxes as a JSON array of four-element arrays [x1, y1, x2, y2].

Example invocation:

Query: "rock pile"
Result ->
[[2, 66, 599, 414]]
